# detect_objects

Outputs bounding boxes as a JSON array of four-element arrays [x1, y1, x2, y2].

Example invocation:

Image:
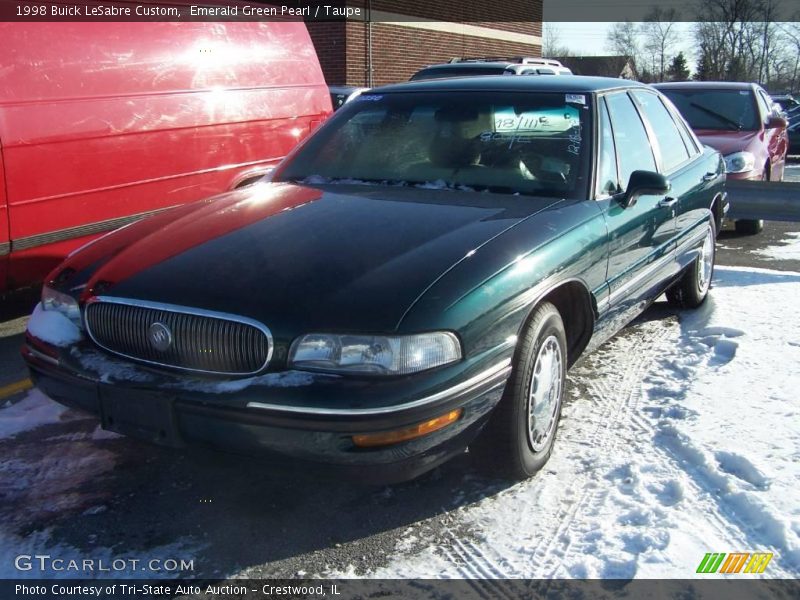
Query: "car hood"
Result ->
[[694, 129, 761, 156], [70, 183, 562, 335]]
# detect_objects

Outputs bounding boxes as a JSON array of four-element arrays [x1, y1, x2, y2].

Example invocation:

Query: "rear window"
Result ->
[[660, 88, 759, 131], [277, 91, 593, 199], [410, 66, 510, 81]]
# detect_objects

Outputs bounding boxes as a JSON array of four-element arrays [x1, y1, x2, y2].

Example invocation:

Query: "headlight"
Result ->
[[41, 285, 81, 323], [288, 332, 462, 375], [723, 151, 756, 174]]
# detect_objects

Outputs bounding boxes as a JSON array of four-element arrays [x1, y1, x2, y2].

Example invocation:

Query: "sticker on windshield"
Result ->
[[356, 94, 383, 102], [566, 94, 586, 105]]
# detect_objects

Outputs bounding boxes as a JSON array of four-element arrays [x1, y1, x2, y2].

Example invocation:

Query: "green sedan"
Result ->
[[24, 76, 726, 483]]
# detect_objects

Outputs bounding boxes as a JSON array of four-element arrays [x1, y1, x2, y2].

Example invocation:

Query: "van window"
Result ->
[[604, 92, 657, 187]]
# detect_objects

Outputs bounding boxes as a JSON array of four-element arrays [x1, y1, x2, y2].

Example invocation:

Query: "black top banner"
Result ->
[[2, 0, 799, 22]]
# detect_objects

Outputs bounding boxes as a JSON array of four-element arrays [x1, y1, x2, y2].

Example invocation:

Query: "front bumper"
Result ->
[[22, 338, 512, 484]]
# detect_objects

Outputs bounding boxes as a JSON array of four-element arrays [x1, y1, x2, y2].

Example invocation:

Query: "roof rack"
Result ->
[[448, 57, 564, 67]]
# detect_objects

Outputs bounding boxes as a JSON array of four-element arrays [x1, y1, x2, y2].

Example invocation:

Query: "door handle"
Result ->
[[702, 172, 717, 181], [658, 197, 678, 208]]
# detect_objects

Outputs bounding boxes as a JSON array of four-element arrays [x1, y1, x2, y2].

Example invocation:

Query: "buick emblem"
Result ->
[[148, 322, 173, 352]]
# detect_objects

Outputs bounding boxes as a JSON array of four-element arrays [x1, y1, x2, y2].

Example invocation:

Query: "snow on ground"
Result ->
[[753, 231, 800, 261], [0, 388, 68, 439], [0, 389, 204, 579], [342, 266, 800, 579], [4, 265, 799, 580]]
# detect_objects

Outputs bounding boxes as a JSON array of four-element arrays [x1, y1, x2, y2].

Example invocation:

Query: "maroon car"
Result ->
[[655, 81, 789, 234]]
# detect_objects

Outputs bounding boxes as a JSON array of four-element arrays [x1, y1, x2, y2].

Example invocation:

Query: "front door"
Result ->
[[597, 92, 677, 309]]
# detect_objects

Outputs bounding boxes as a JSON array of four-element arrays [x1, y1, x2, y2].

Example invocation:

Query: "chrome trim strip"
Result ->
[[246, 358, 512, 416], [606, 248, 676, 306], [84, 296, 274, 376], [10, 205, 181, 252], [26, 345, 60, 367], [0, 241, 9, 257], [677, 223, 712, 255]]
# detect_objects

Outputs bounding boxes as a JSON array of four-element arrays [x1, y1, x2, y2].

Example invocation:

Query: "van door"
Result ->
[[0, 140, 9, 294]]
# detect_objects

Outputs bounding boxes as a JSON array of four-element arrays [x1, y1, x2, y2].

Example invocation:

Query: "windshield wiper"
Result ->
[[689, 102, 743, 130]]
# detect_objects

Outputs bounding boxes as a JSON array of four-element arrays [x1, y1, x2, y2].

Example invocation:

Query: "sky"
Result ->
[[547, 22, 698, 70]]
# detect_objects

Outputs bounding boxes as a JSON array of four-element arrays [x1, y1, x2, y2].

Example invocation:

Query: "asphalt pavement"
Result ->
[[0, 158, 798, 578]]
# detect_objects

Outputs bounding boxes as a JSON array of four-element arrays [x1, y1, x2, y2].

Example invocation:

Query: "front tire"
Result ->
[[471, 302, 567, 480], [666, 223, 715, 309]]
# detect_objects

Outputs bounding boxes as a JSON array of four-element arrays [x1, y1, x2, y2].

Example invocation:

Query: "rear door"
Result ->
[[631, 89, 720, 270], [596, 91, 676, 308]]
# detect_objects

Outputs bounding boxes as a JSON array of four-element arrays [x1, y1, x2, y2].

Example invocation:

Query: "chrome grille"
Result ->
[[85, 298, 271, 375]]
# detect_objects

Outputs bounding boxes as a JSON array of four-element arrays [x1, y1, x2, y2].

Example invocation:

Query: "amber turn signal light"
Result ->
[[352, 409, 463, 448]]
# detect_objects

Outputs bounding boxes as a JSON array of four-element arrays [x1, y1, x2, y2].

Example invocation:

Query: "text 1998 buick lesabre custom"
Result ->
[[23, 77, 726, 483]]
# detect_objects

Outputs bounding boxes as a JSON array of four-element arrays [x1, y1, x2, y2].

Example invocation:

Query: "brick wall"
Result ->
[[306, 0, 542, 87]]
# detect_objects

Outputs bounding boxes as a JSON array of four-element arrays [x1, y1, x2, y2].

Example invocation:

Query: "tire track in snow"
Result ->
[[535, 319, 676, 577]]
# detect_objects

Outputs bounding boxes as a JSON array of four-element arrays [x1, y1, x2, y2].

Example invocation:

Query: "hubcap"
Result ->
[[527, 335, 563, 452], [697, 228, 714, 294]]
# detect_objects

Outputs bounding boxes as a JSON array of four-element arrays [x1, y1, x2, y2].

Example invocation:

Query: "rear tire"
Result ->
[[735, 219, 764, 235], [471, 302, 567, 480], [667, 223, 715, 309]]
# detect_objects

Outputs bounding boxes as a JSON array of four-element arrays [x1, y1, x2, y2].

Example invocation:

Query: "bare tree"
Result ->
[[542, 23, 571, 58], [606, 20, 641, 75], [692, 0, 779, 83], [640, 8, 680, 82]]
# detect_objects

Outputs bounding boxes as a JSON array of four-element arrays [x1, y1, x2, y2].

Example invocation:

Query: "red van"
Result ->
[[0, 20, 331, 295]]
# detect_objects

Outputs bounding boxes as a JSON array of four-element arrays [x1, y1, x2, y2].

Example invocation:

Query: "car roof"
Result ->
[[373, 75, 648, 94], [653, 81, 756, 91], [418, 62, 515, 70]]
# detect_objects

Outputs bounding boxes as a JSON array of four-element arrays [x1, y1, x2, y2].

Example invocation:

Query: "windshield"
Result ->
[[277, 91, 592, 199], [660, 89, 759, 131]]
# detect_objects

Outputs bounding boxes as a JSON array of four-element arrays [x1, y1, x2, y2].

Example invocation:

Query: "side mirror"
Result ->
[[765, 115, 788, 130], [620, 170, 671, 208]]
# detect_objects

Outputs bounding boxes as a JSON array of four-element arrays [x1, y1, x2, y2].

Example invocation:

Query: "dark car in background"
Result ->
[[771, 93, 799, 112], [789, 120, 800, 155], [410, 57, 572, 81], [24, 77, 724, 484], [655, 81, 788, 234]]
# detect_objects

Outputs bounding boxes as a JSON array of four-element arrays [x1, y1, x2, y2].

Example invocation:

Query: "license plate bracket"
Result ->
[[99, 385, 183, 447]]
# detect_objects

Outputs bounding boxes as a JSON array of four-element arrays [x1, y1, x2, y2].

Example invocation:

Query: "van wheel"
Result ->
[[471, 302, 566, 480], [667, 223, 715, 309], [735, 219, 764, 235]]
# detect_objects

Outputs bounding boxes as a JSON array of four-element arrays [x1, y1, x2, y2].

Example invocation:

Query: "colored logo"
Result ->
[[696, 552, 773, 574]]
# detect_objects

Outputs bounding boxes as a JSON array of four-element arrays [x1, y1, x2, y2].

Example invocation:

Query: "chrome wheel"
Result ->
[[527, 335, 563, 452], [697, 228, 714, 294]]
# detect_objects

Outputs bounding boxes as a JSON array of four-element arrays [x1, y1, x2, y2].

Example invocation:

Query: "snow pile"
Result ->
[[0, 389, 68, 440], [753, 231, 800, 261], [26, 303, 82, 347], [347, 266, 800, 579]]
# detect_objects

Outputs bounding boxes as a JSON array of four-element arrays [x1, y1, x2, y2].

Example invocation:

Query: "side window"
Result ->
[[604, 92, 657, 188], [661, 95, 700, 155], [755, 89, 771, 124], [631, 90, 691, 172], [596, 98, 619, 196]]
